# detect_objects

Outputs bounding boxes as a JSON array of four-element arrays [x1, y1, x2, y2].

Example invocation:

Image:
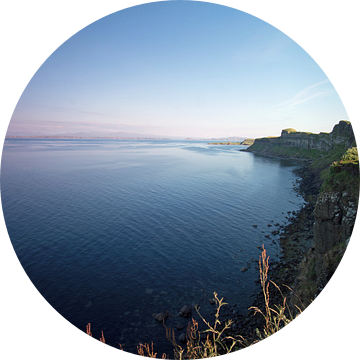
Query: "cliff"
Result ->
[[246, 121, 359, 307], [245, 120, 356, 161], [296, 146, 359, 303]]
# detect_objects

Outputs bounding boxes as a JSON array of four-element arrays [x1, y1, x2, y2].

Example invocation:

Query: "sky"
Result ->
[[8, 1, 349, 139]]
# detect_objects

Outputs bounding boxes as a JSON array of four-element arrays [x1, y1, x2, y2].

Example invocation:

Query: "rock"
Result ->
[[176, 322, 186, 330], [208, 298, 215, 305], [154, 310, 169, 322], [179, 305, 192, 317], [241, 266, 248, 272], [179, 333, 186, 343], [252, 225, 257, 228]]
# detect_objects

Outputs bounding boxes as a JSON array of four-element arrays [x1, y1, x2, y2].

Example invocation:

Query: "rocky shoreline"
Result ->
[[162, 163, 321, 346], [218, 164, 321, 342]]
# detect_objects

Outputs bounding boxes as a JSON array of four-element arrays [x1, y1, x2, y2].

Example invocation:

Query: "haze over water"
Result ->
[[1, 138, 304, 353]]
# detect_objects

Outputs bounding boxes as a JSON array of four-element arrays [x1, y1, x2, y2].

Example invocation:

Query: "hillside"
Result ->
[[244, 120, 356, 163], [245, 121, 359, 307]]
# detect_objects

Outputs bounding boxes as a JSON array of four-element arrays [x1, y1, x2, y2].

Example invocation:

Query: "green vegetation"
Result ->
[[240, 138, 255, 146], [269, 146, 326, 160], [86, 246, 303, 358], [247, 141, 328, 160], [320, 147, 359, 193], [311, 144, 350, 169]]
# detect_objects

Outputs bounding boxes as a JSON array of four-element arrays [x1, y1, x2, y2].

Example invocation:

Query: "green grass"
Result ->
[[249, 142, 328, 160], [320, 147, 359, 194]]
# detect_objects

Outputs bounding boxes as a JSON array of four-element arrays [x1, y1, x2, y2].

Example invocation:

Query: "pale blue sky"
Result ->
[[8, 1, 348, 138]]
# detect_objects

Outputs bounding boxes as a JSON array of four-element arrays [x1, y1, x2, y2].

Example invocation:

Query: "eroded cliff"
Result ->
[[246, 121, 359, 307], [294, 145, 359, 306], [245, 120, 356, 161]]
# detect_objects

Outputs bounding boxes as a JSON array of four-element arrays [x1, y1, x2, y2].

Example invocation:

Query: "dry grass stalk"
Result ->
[[165, 293, 245, 359], [86, 324, 166, 357], [86, 323, 106, 344], [137, 342, 167, 359], [249, 245, 303, 339]]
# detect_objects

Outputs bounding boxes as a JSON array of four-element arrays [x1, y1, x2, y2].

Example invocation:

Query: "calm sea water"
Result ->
[[1, 139, 304, 354]]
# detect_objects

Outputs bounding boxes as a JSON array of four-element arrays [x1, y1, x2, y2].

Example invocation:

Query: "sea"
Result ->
[[1, 138, 304, 355]]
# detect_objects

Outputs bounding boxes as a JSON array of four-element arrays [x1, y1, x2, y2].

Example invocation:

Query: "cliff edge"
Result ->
[[246, 121, 359, 307], [245, 120, 356, 162]]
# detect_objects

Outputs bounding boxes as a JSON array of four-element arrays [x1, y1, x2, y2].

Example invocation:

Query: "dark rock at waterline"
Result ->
[[252, 225, 257, 228], [179, 305, 192, 317], [208, 298, 215, 305], [179, 333, 186, 343], [154, 310, 169, 322], [176, 322, 186, 330], [241, 266, 248, 272]]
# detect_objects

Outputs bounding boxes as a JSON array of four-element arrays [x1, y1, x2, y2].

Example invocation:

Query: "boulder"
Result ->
[[154, 310, 169, 322], [179, 333, 186, 343], [176, 322, 186, 330], [179, 305, 192, 317]]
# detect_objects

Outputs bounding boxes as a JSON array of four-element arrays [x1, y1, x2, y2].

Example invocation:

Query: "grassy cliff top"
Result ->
[[282, 128, 315, 135], [283, 128, 297, 133], [320, 147, 359, 194]]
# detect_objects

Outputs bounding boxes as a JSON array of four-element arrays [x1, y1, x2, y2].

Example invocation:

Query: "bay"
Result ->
[[1, 139, 304, 354]]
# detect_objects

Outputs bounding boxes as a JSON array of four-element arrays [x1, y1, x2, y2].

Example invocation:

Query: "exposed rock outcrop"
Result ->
[[306, 185, 357, 290], [179, 305, 192, 317], [313, 191, 357, 255], [244, 120, 356, 160], [244, 121, 359, 308]]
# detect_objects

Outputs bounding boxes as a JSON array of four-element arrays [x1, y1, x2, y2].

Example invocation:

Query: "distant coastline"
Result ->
[[6, 135, 251, 142], [207, 138, 255, 146], [5, 135, 173, 140]]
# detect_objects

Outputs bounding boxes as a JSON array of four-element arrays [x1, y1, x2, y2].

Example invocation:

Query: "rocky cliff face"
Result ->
[[313, 191, 357, 255], [246, 120, 356, 159], [247, 121, 359, 307], [280, 121, 355, 151], [310, 179, 358, 293]]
